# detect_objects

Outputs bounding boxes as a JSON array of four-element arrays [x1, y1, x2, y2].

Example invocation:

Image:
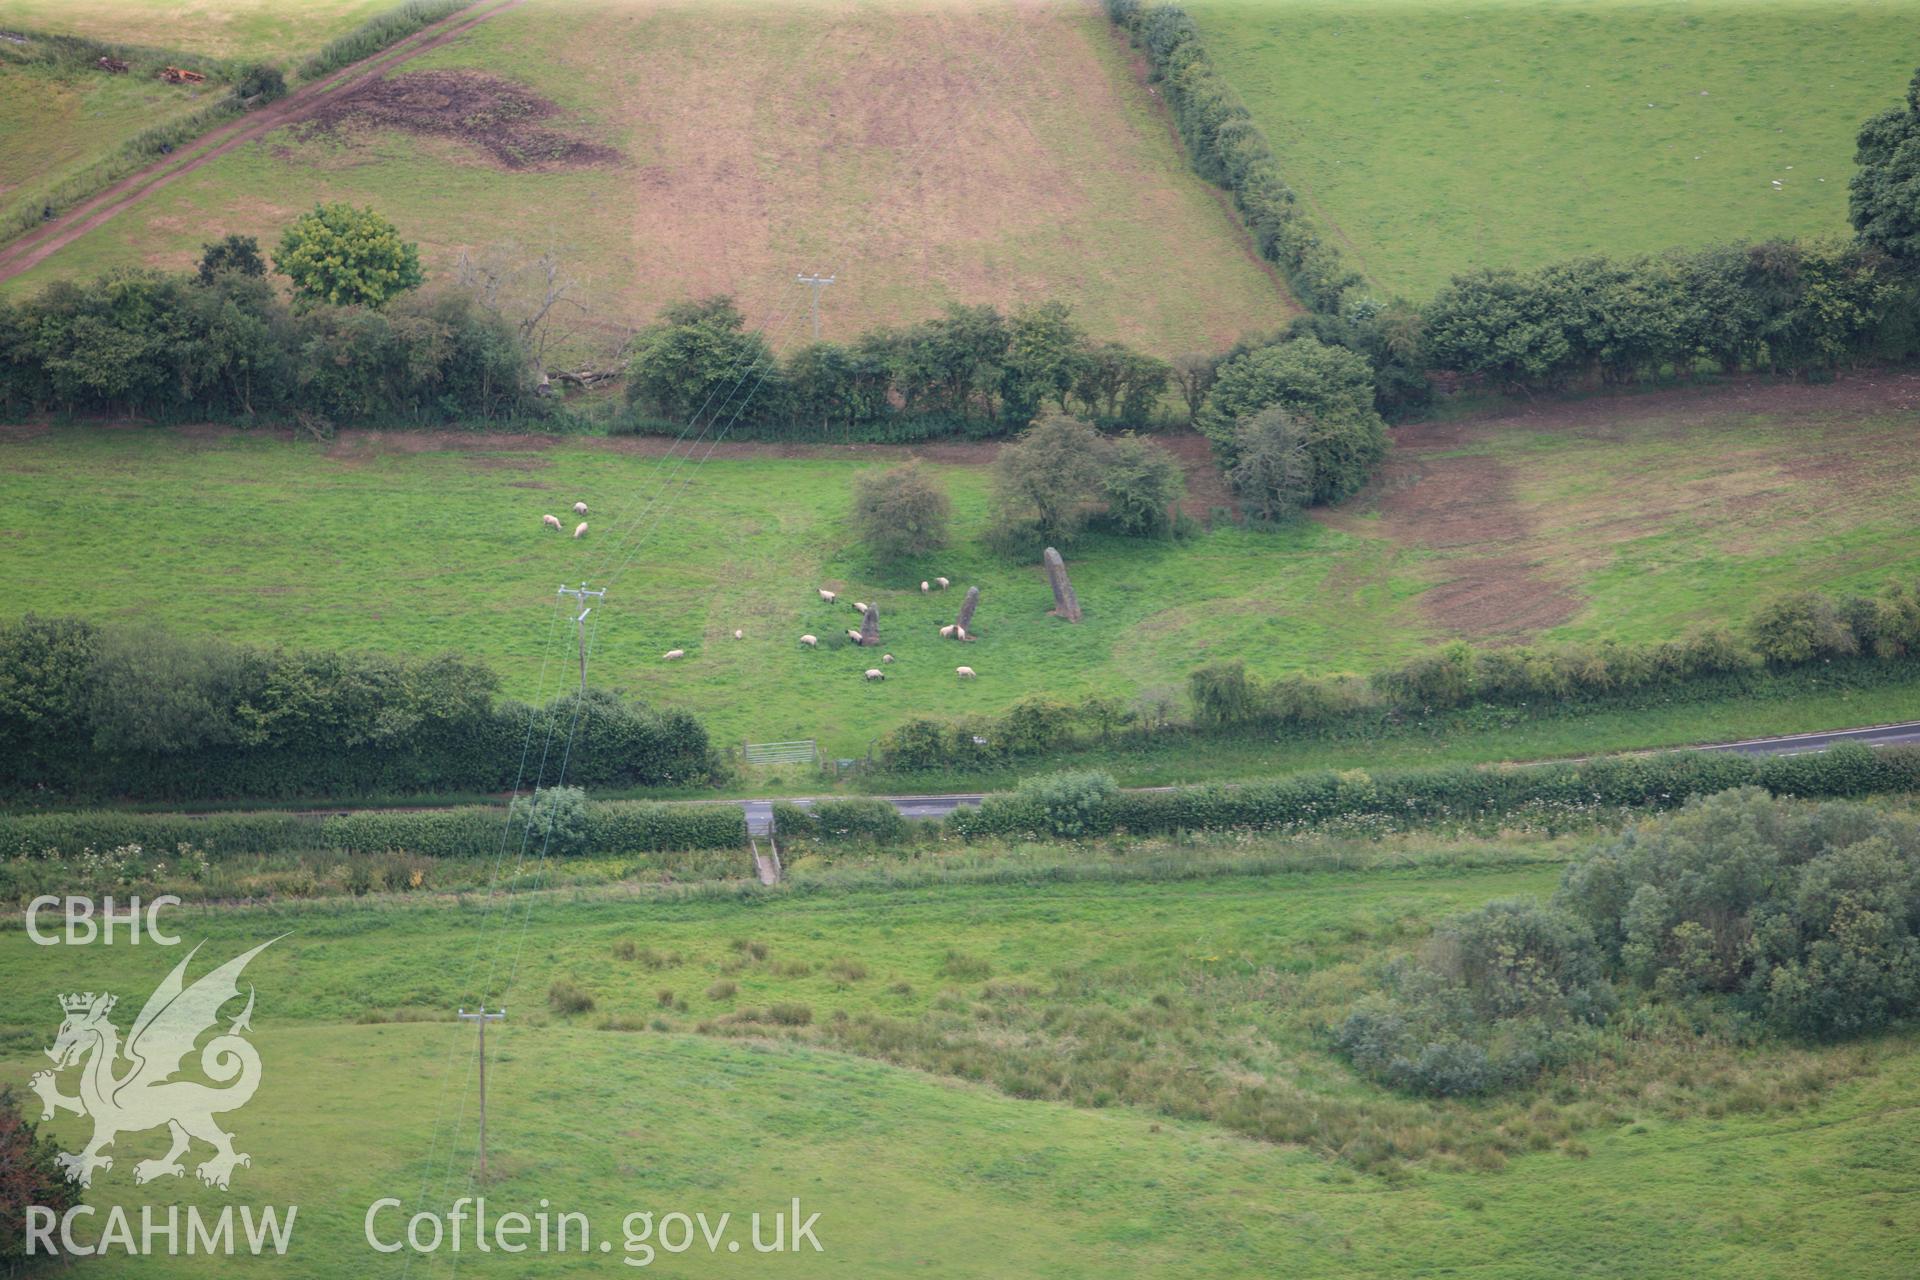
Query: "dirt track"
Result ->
[[0, 0, 525, 283]]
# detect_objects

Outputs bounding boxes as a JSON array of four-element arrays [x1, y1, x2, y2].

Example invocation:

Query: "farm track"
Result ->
[[0, 0, 526, 282]]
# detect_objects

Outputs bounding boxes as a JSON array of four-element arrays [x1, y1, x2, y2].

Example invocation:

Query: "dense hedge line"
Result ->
[[948, 745, 1920, 840], [0, 267, 543, 427], [1424, 241, 1920, 391], [618, 297, 1171, 443], [1105, 0, 1359, 313], [0, 799, 745, 860], [769, 799, 907, 845], [877, 579, 1920, 770], [0, 617, 714, 802]]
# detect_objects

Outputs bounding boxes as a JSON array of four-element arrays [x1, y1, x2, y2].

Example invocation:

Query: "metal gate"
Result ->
[[743, 739, 818, 766]]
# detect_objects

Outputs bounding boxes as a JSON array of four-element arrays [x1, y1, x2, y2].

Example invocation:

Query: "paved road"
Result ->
[[741, 719, 1920, 830]]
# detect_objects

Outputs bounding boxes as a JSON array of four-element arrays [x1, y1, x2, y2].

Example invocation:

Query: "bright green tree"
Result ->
[[274, 204, 423, 310]]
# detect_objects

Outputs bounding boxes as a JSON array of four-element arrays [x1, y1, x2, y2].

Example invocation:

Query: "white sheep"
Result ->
[[863, 668, 885, 681], [573, 521, 588, 539], [935, 577, 950, 589], [921, 581, 930, 593], [573, 501, 588, 515], [733, 629, 744, 640], [846, 629, 863, 643], [800, 634, 818, 647], [852, 601, 868, 614], [955, 666, 976, 679], [882, 653, 894, 663], [939, 624, 956, 639], [955, 626, 969, 641], [662, 649, 685, 661], [818, 588, 837, 603], [542, 514, 562, 531]]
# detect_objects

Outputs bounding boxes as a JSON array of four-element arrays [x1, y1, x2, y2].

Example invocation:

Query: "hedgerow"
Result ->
[[877, 576, 1920, 771], [0, 617, 716, 803], [947, 745, 1920, 841], [0, 798, 744, 862]]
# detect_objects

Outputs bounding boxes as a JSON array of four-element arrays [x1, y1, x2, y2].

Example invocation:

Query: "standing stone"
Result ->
[[954, 585, 980, 633], [1043, 547, 1081, 622], [859, 603, 881, 646]]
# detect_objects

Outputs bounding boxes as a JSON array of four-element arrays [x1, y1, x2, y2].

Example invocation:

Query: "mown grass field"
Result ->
[[1187, 0, 1920, 298], [5, 380, 1919, 760], [0, 0, 1295, 357], [1, 849, 1914, 1276]]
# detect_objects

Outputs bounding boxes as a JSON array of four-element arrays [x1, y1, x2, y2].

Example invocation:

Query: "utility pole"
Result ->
[[556, 584, 606, 696], [457, 1006, 506, 1185], [796, 272, 834, 341]]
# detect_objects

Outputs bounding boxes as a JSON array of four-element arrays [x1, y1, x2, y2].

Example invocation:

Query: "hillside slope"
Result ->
[[0, 0, 1295, 356]]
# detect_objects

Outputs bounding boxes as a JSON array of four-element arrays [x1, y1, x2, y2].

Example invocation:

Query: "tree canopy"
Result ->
[[274, 203, 424, 310]]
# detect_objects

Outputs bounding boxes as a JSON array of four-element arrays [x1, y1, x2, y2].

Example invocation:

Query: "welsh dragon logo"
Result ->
[[28, 939, 277, 1191]]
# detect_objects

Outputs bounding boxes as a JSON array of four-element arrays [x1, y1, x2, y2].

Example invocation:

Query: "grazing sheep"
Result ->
[[955, 626, 969, 641], [733, 629, 744, 640], [662, 649, 685, 661], [800, 634, 818, 647], [852, 601, 868, 614], [573, 502, 588, 515], [863, 668, 885, 681], [939, 625, 956, 639], [846, 629, 863, 643], [573, 521, 588, 538], [955, 666, 976, 679], [921, 581, 930, 593], [935, 577, 950, 589], [819, 588, 837, 603], [542, 514, 563, 531], [882, 653, 894, 663]]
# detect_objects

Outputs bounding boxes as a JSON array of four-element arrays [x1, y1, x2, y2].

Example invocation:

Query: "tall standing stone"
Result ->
[[954, 585, 980, 633], [1043, 547, 1081, 622], [859, 603, 881, 646]]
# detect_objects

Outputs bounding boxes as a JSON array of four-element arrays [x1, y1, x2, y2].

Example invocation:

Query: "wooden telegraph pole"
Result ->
[[456, 1006, 507, 1184]]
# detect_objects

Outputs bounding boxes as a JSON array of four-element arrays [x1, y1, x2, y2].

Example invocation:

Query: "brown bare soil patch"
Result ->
[[301, 69, 619, 171]]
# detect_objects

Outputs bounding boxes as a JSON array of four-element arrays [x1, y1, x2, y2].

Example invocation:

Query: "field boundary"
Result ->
[[0, 0, 522, 281]]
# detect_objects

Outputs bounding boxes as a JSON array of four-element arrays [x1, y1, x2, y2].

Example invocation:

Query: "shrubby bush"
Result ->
[[1338, 788, 1920, 1096], [852, 462, 951, 564], [770, 798, 906, 846], [1559, 786, 1920, 1037], [1334, 900, 1612, 1095]]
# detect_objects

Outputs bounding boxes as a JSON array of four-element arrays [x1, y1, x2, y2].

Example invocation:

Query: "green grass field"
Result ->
[[0, 0, 1295, 357], [4, 381, 1918, 759], [2, 846, 1914, 1276], [1187, 0, 1920, 298], [0, 1, 396, 220]]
